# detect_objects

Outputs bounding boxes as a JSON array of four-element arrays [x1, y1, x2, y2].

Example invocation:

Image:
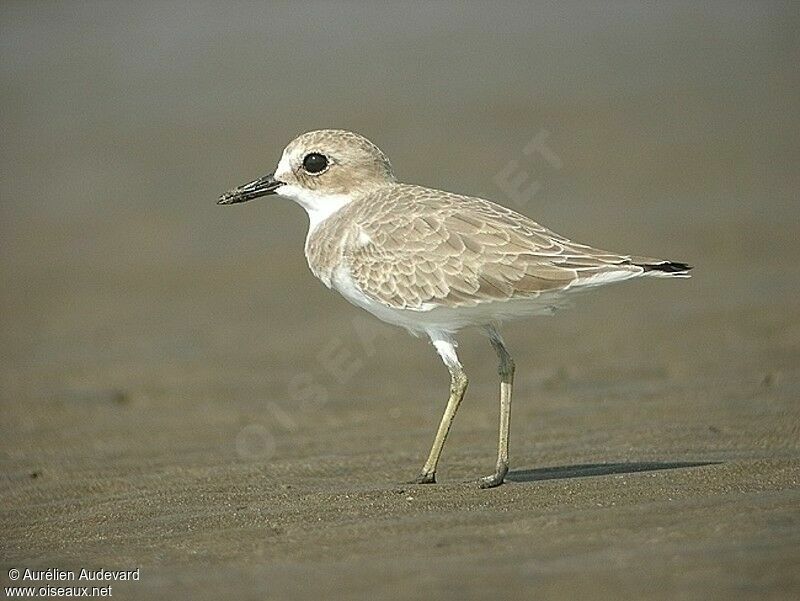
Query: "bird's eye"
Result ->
[[302, 153, 328, 174]]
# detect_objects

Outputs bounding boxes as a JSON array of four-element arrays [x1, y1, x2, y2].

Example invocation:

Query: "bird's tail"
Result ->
[[632, 258, 693, 278]]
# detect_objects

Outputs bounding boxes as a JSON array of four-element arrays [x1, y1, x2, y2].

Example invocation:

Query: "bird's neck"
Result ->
[[276, 184, 354, 234]]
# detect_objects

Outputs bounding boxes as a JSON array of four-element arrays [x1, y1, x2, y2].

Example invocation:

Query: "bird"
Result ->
[[218, 129, 691, 488]]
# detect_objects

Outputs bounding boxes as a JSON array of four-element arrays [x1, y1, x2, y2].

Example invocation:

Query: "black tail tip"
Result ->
[[643, 261, 693, 274]]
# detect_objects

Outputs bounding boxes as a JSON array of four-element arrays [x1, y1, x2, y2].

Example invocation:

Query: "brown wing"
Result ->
[[343, 185, 641, 310]]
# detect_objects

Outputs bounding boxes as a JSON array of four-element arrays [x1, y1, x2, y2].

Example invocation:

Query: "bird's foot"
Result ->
[[477, 465, 508, 489], [478, 474, 504, 489], [409, 472, 436, 485]]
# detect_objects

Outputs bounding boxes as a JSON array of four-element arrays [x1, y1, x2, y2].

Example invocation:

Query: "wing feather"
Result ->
[[342, 184, 641, 310]]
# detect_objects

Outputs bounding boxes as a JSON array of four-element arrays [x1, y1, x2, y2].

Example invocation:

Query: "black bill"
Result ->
[[217, 172, 282, 205]]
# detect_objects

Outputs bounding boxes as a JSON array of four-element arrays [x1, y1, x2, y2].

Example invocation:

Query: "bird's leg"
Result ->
[[412, 334, 467, 484], [479, 327, 515, 489]]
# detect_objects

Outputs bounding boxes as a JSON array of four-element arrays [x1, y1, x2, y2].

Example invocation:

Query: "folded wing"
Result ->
[[344, 185, 654, 311]]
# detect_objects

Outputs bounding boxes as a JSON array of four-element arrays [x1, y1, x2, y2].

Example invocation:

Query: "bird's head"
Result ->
[[218, 129, 396, 207]]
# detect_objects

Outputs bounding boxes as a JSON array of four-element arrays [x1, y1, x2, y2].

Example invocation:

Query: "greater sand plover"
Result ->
[[219, 129, 691, 488]]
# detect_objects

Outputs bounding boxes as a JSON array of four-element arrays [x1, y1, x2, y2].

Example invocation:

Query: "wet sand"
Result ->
[[1, 3, 799, 599]]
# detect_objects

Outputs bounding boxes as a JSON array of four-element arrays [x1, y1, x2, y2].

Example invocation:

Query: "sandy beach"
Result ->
[[1, 3, 799, 599]]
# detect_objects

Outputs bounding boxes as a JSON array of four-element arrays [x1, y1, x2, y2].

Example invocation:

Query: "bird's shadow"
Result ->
[[506, 461, 719, 483]]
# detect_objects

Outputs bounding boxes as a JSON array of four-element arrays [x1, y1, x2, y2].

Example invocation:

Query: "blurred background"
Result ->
[[2, 0, 797, 410], [2, 2, 799, 599]]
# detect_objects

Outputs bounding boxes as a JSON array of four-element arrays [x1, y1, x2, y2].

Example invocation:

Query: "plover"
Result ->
[[219, 129, 691, 488]]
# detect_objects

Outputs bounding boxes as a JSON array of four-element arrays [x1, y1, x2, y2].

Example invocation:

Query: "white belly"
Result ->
[[329, 265, 563, 336]]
